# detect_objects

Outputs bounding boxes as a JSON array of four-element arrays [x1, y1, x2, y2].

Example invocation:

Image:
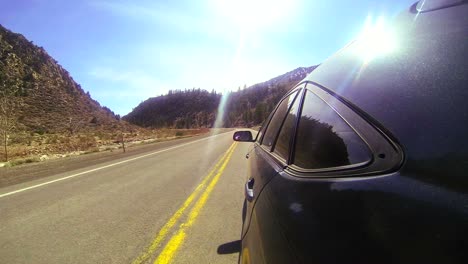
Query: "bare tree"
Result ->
[[0, 86, 23, 162]]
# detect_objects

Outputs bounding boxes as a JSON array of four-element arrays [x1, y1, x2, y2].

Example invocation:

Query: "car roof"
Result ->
[[304, 2, 468, 165]]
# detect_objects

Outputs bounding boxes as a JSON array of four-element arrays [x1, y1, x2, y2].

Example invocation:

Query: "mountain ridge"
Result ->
[[124, 65, 317, 128]]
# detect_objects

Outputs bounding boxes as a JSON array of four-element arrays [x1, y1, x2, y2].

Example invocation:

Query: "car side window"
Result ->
[[294, 90, 372, 169], [273, 92, 301, 160], [262, 91, 298, 149]]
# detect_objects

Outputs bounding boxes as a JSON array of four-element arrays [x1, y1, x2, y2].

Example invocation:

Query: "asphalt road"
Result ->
[[0, 131, 251, 264]]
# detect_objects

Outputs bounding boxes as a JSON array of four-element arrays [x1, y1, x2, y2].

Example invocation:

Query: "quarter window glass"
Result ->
[[294, 90, 371, 169], [262, 91, 298, 149], [273, 94, 301, 160]]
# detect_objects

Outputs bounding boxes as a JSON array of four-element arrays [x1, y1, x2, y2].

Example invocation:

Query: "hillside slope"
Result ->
[[124, 66, 317, 128], [124, 89, 220, 128], [0, 24, 120, 134]]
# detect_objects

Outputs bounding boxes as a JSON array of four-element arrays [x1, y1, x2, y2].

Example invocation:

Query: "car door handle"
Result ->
[[245, 178, 255, 202]]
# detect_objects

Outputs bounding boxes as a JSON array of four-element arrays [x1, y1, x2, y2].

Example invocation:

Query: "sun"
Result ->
[[352, 15, 399, 63]]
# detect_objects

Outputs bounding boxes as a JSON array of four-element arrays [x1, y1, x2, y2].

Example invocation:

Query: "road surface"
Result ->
[[0, 131, 251, 264]]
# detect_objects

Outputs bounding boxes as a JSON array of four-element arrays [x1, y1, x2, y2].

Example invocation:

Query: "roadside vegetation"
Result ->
[[0, 128, 209, 167]]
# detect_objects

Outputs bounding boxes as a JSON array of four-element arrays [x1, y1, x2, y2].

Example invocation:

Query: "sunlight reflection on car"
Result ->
[[352, 15, 399, 63]]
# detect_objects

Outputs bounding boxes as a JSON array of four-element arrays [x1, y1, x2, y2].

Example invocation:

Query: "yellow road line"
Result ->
[[132, 142, 236, 264], [154, 143, 238, 264]]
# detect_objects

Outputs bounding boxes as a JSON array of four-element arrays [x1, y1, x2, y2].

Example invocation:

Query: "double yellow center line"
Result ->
[[132, 142, 238, 264]]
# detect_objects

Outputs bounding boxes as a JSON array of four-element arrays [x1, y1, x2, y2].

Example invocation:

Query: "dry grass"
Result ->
[[0, 128, 211, 166]]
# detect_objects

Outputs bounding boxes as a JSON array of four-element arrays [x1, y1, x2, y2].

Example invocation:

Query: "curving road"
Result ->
[[0, 131, 250, 264]]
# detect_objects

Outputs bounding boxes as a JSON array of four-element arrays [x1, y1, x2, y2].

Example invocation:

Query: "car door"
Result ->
[[247, 83, 402, 264], [241, 86, 304, 264]]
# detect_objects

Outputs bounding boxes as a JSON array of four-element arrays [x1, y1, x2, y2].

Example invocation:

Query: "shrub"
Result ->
[[10, 157, 40, 166]]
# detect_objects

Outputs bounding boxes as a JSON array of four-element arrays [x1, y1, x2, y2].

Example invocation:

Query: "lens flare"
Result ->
[[212, 92, 230, 131], [353, 16, 398, 63]]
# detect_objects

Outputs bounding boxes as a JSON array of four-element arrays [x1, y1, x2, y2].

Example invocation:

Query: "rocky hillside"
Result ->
[[124, 66, 317, 128], [0, 24, 121, 134]]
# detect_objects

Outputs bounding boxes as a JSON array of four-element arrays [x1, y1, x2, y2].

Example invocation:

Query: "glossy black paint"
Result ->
[[238, 2, 468, 264]]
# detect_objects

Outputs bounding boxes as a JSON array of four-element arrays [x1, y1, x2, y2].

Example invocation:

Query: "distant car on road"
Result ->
[[233, 1, 468, 263]]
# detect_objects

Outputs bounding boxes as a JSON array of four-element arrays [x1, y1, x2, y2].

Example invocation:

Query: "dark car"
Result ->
[[233, 1, 468, 263]]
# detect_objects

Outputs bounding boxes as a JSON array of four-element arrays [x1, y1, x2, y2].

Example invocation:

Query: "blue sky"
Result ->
[[0, 0, 415, 115]]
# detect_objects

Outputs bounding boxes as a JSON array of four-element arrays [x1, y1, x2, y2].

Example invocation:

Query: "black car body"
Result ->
[[234, 1, 468, 263]]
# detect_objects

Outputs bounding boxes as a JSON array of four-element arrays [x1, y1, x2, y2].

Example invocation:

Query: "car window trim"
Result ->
[[256, 84, 305, 167], [287, 87, 306, 165], [259, 87, 302, 146], [270, 90, 300, 155], [284, 82, 403, 177]]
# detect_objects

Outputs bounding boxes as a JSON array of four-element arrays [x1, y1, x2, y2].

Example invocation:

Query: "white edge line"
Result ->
[[0, 131, 232, 199]]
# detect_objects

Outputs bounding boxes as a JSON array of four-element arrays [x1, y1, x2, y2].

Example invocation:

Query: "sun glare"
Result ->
[[353, 16, 398, 63]]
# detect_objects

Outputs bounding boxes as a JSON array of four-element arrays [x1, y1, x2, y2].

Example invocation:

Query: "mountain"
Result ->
[[124, 89, 220, 128], [0, 24, 120, 135], [124, 66, 317, 128], [223, 66, 317, 127]]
